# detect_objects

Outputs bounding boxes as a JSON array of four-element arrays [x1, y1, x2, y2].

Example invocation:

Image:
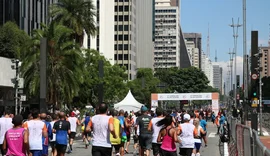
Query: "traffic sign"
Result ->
[[237, 94, 240, 100], [252, 97, 258, 107], [251, 74, 258, 80], [20, 95, 26, 101]]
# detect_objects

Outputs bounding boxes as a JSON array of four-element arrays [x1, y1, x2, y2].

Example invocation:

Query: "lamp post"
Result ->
[[11, 59, 19, 115]]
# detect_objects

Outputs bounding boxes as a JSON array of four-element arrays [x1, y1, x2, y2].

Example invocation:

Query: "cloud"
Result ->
[[214, 56, 243, 93]]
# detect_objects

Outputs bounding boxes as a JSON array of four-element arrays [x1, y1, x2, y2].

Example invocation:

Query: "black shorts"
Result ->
[[50, 141, 56, 148], [112, 144, 121, 153], [84, 130, 91, 137], [69, 132, 76, 139], [92, 146, 112, 156], [127, 134, 131, 142], [55, 144, 67, 153], [201, 131, 207, 137], [133, 135, 139, 143], [152, 143, 162, 156], [139, 134, 152, 150]]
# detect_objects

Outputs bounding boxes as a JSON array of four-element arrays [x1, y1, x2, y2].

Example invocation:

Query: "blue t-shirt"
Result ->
[[42, 120, 52, 146], [200, 119, 207, 131], [53, 120, 70, 145], [118, 116, 126, 137], [84, 116, 91, 126], [219, 116, 226, 125]]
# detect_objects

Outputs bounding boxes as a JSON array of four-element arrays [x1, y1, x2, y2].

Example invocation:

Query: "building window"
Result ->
[[119, 15, 123, 21], [114, 15, 117, 21], [124, 44, 128, 50], [114, 35, 117, 40], [124, 25, 129, 31], [124, 35, 129, 40], [118, 35, 123, 40], [114, 6, 118, 11], [118, 44, 123, 50], [119, 6, 123, 11], [114, 44, 117, 50], [124, 15, 129, 21], [114, 25, 117, 31], [124, 54, 128, 60], [114, 54, 117, 60], [124, 6, 129, 11], [119, 25, 123, 31], [124, 64, 128, 70]]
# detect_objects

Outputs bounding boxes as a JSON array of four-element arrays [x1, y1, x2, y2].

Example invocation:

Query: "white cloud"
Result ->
[[215, 56, 243, 93]]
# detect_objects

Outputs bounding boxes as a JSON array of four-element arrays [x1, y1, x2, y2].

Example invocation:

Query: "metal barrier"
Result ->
[[228, 115, 270, 156]]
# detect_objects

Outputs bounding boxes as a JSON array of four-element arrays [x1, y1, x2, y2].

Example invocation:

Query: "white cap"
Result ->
[[184, 114, 191, 120]]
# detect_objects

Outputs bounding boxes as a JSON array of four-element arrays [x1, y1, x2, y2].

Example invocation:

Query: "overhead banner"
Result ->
[[153, 93, 212, 101]]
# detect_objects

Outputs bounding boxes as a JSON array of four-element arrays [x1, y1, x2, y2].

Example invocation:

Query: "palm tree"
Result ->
[[21, 22, 83, 107], [50, 0, 96, 45]]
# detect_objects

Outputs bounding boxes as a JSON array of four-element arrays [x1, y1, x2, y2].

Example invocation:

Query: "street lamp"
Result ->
[[11, 59, 19, 115]]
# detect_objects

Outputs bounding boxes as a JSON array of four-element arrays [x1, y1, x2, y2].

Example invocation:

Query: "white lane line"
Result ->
[[208, 132, 216, 138], [224, 142, 229, 156], [258, 129, 270, 136]]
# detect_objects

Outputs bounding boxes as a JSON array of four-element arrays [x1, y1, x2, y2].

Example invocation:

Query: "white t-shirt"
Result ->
[[73, 110, 80, 118], [68, 117, 78, 132], [50, 121, 56, 142], [150, 117, 163, 143], [0, 118, 13, 144], [24, 120, 46, 150]]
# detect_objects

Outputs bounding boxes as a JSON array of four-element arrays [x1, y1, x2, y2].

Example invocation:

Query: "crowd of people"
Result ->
[[0, 104, 227, 156]]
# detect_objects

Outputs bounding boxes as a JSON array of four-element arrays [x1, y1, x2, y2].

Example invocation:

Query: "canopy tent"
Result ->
[[114, 90, 144, 112]]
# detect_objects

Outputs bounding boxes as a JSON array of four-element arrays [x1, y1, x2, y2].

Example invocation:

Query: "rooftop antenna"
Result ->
[[215, 50, 217, 62], [207, 23, 210, 57]]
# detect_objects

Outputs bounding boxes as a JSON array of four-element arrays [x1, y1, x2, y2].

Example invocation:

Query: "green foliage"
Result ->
[[0, 22, 29, 58], [50, 0, 96, 45], [128, 68, 160, 106], [20, 23, 84, 106], [76, 49, 128, 108], [155, 67, 209, 93]]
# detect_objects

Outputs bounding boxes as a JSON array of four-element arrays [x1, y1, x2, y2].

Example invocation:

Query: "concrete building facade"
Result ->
[[136, 0, 154, 69], [184, 33, 202, 68], [201, 52, 213, 86], [154, 0, 181, 69], [185, 40, 199, 68], [259, 46, 270, 77], [212, 63, 223, 92]]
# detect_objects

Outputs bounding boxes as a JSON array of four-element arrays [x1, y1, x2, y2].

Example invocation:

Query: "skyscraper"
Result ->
[[184, 33, 202, 68]]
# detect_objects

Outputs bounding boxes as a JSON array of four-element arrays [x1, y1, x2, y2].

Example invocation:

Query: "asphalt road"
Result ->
[[61, 122, 221, 156]]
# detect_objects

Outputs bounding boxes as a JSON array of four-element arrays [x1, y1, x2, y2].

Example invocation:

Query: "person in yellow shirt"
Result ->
[[110, 110, 121, 156]]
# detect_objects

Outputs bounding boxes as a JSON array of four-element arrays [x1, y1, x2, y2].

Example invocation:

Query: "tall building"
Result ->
[[201, 52, 213, 86], [185, 40, 199, 68], [259, 46, 270, 77], [0, 0, 56, 34], [184, 33, 202, 68], [154, 0, 181, 69], [212, 63, 223, 92], [87, 0, 137, 80], [136, 0, 154, 69]]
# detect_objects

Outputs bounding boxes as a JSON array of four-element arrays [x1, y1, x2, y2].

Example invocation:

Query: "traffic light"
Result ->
[[236, 75, 240, 88], [253, 91, 257, 97]]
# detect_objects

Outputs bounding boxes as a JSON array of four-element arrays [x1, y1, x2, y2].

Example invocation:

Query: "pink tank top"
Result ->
[[160, 127, 176, 152], [6, 127, 26, 156]]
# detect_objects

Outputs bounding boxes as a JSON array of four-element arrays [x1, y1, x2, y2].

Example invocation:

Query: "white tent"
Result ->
[[114, 90, 144, 112]]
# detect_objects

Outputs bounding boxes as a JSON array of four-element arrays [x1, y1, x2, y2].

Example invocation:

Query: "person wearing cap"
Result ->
[[3, 115, 30, 156], [178, 113, 198, 156], [67, 111, 80, 153], [135, 106, 152, 156]]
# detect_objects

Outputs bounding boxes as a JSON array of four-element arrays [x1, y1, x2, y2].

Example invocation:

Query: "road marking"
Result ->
[[258, 129, 270, 136], [208, 132, 216, 138], [224, 142, 229, 156]]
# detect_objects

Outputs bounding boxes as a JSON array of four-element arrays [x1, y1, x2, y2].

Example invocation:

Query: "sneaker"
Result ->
[[116, 153, 120, 156], [67, 150, 72, 154], [205, 144, 208, 147]]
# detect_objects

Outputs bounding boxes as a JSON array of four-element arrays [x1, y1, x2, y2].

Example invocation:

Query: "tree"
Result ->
[[76, 49, 128, 108], [128, 68, 160, 106], [20, 23, 84, 107], [50, 0, 96, 45], [155, 67, 209, 93], [0, 22, 29, 58]]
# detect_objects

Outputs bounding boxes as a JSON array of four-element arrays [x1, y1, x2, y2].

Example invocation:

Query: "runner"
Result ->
[[118, 109, 126, 156], [124, 112, 132, 154], [199, 114, 207, 147], [110, 110, 121, 156], [135, 106, 152, 156], [0, 109, 13, 156], [192, 118, 206, 156], [50, 114, 59, 156], [3, 115, 30, 156], [67, 112, 80, 153], [40, 112, 52, 156], [53, 112, 71, 156], [23, 109, 48, 156], [148, 107, 164, 156], [157, 115, 180, 156], [80, 112, 91, 149], [86, 103, 117, 156]]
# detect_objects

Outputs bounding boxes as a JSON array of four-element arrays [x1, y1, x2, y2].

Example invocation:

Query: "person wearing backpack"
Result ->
[[81, 112, 91, 149]]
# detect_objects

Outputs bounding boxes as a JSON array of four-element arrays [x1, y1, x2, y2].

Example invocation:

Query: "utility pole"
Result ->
[[11, 59, 19, 115], [230, 18, 242, 106], [215, 50, 217, 62], [228, 50, 234, 97], [243, 0, 248, 100]]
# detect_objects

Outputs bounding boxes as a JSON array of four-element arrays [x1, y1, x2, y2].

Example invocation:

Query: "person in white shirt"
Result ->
[[67, 112, 80, 153], [148, 107, 164, 156], [0, 110, 13, 156], [50, 114, 59, 156], [23, 109, 48, 156], [73, 107, 80, 119]]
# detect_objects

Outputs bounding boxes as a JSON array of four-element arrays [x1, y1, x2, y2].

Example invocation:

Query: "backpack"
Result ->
[[220, 123, 229, 143]]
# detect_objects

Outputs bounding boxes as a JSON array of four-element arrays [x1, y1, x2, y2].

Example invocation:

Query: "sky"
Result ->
[[181, 0, 270, 84]]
